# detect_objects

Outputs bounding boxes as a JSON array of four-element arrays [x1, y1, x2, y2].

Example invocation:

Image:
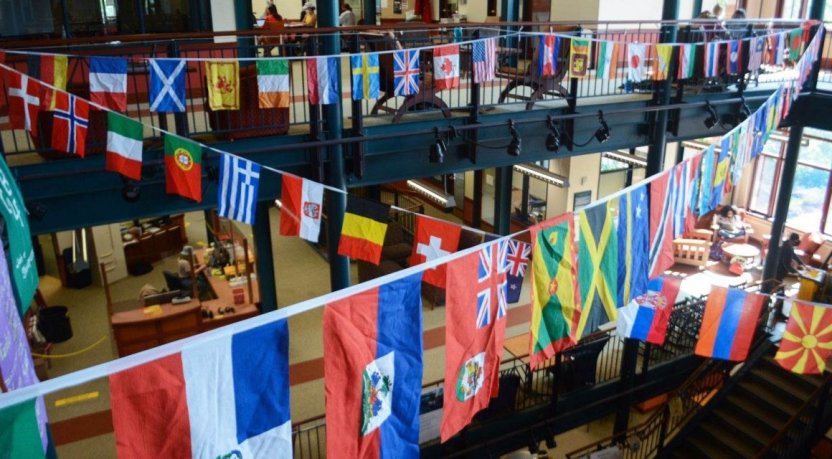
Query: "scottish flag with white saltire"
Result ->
[[218, 154, 261, 225], [149, 59, 187, 112]]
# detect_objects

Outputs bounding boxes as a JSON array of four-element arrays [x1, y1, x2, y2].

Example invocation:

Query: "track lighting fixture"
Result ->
[[738, 97, 752, 121], [594, 110, 610, 144], [507, 120, 522, 156], [545, 115, 561, 152], [430, 127, 446, 164], [122, 180, 140, 202], [704, 101, 719, 129]]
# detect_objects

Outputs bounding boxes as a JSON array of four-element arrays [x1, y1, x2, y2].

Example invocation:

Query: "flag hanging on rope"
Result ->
[[569, 38, 592, 79], [149, 59, 187, 112], [473, 38, 497, 83], [616, 276, 682, 345], [775, 300, 832, 375], [683, 154, 703, 234], [5, 70, 42, 134], [678, 44, 697, 79], [726, 40, 743, 74], [617, 185, 649, 307], [51, 92, 90, 157], [434, 44, 460, 90], [648, 171, 675, 278], [627, 43, 647, 81], [749, 36, 765, 71], [539, 34, 560, 77], [105, 112, 143, 180], [256, 59, 290, 108], [218, 154, 261, 225], [350, 53, 381, 100], [89, 56, 128, 112], [28, 54, 67, 110], [503, 238, 531, 304], [576, 202, 619, 340], [695, 287, 764, 361], [653, 44, 673, 80], [394, 49, 420, 96], [338, 196, 390, 265], [410, 215, 462, 288], [164, 134, 202, 202], [308, 57, 339, 105], [279, 174, 324, 243], [596, 41, 621, 79], [704, 42, 720, 78]]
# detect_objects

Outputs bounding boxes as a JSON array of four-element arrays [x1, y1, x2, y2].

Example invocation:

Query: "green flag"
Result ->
[[0, 398, 46, 459], [576, 202, 619, 340], [0, 156, 37, 316], [164, 134, 202, 202]]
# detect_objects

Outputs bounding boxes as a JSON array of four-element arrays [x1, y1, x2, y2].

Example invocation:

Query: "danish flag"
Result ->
[[5, 70, 42, 134]]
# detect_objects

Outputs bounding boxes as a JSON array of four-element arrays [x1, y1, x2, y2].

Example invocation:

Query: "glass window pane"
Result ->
[[787, 165, 830, 232], [799, 130, 832, 170], [749, 157, 777, 216]]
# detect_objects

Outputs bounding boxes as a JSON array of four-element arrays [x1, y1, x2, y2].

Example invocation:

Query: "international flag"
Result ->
[[338, 196, 390, 265], [351, 53, 380, 100], [149, 59, 186, 112], [89, 56, 128, 111], [768, 32, 785, 65], [695, 287, 765, 361], [5, 70, 42, 134], [324, 273, 423, 459], [697, 145, 716, 217], [529, 214, 581, 369], [776, 31, 788, 64], [164, 134, 202, 202], [748, 36, 765, 71], [596, 41, 621, 79], [51, 92, 90, 157], [616, 276, 682, 345], [473, 37, 497, 83], [0, 399, 49, 459], [652, 44, 673, 80], [731, 126, 747, 185], [569, 38, 592, 79], [704, 42, 720, 78], [617, 185, 649, 307], [205, 60, 240, 110], [110, 320, 292, 458], [256, 59, 290, 108], [648, 171, 675, 278], [441, 240, 508, 441], [308, 57, 339, 105], [627, 43, 647, 81], [218, 154, 261, 225], [0, 50, 5, 64], [504, 238, 531, 304], [677, 44, 697, 79], [671, 163, 687, 239], [683, 154, 703, 234], [279, 174, 324, 242], [710, 137, 731, 210], [775, 300, 832, 375], [433, 44, 460, 90], [105, 112, 143, 180], [538, 34, 560, 76], [725, 40, 743, 74], [27, 54, 67, 110], [409, 215, 462, 288], [575, 202, 618, 340], [393, 49, 420, 96]]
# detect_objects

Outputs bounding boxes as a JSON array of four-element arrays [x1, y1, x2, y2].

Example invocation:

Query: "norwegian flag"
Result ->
[[472, 38, 496, 84], [476, 240, 508, 328], [393, 49, 420, 96], [51, 92, 89, 157]]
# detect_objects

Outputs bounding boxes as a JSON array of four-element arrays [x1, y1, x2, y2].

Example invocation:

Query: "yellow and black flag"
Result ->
[[338, 196, 390, 265]]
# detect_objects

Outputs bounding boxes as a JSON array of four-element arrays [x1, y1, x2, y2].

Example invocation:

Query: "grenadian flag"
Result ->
[[324, 273, 423, 459], [695, 287, 765, 361], [617, 185, 649, 307], [109, 320, 292, 458], [616, 276, 681, 345]]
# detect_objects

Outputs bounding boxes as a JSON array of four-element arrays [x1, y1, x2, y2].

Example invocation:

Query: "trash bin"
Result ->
[[37, 306, 73, 343]]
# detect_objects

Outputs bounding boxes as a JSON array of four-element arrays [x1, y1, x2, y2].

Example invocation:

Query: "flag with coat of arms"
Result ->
[[279, 174, 324, 242]]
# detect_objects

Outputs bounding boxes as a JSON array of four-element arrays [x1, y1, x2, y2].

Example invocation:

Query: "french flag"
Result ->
[[109, 320, 292, 459], [616, 276, 681, 345], [89, 57, 128, 112]]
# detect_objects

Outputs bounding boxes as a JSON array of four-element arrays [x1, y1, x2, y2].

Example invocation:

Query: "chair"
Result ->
[[163, 270, 184, 292], [711, 207, 753, 244], [797, 232, 825, 267], [257, 20, 285, 56], [558, 335, 611, 393]]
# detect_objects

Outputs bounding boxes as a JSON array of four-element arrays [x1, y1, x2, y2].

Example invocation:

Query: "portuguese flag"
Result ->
[[164, 134, 202, 202]]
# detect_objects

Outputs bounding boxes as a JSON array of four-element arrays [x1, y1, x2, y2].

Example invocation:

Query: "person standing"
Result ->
[[302, 2, 318, 27], [772, 233, 808, 321], [339, 4, 357, 26]]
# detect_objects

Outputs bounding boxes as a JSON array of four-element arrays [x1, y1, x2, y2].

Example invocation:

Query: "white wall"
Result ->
[[550, 0, 600, 22], [91, 224, 128, 285], [211, 0, 238, 42], [566, 154, 601, 211], [458, 0, 491, 22], [598, 0, 662, 22], [598, 170, 627, 199]]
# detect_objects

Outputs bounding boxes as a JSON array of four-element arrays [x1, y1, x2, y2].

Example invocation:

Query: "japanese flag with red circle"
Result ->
[[627, 43, 647, 82], [433, 45, 460, 90]]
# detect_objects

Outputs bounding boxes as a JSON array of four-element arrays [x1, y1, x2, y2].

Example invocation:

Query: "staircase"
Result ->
[[662, 349, 828, 459]]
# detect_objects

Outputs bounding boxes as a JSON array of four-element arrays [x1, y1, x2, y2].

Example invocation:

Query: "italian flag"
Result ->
[[257, 60, 290, 108], [105, 112, 143, 180], [596, 41, 620, 79], [164, 134, 202, 202], [678, 44, 697, 79]]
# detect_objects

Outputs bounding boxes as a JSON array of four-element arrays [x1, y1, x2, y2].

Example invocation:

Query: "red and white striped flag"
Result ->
[[473, 38, 496, 84]]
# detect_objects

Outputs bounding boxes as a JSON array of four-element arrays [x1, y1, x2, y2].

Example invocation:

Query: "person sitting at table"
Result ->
[[715, 206, 746, 240], [257, 4, 285, 56], [264, 4, 282, 23], [301, 2, 317, 27]]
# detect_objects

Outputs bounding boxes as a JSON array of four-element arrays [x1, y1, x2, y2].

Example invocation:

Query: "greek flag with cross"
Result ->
[[149, 59, 187, 113]]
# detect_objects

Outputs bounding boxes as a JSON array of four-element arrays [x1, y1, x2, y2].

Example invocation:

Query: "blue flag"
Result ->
[[484, 234, 529, 304], [698, 145, 715, 217], [350, 53, 380, 100], [218, 154, 261, 225], [617, 185, 649, 307], [393, 49, 420, 96], [149, 59, 187, 112]]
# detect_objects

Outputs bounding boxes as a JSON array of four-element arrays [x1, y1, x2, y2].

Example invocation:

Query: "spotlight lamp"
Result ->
[[545, 115, 561, 152], [430, 127, 447, 164], [594, 110, 611, 144], [704, 101, 719, 129], [507, 119, 522, 156]]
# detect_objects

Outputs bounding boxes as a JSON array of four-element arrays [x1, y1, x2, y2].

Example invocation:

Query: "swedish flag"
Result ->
[[350, 53, 380, 101], [576, 201, 619, 340]]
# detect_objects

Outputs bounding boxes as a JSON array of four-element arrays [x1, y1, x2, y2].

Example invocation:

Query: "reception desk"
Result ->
[[110, 254, 260, 356]]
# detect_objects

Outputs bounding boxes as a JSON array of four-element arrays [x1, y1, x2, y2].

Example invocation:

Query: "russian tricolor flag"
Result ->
[[109, 320, 292, 458], [695, 287, 765, 361], [89, 57, 128, 112], [617, 276, 681, 345]]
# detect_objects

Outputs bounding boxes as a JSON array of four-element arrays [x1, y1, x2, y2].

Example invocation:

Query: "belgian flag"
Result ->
[[337, 196, 389, 265]]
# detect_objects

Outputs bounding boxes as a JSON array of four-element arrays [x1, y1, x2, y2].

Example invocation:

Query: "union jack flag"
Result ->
[[505, 239, 530, 277], [476, 241, 508, 328], [393, 49, 420, 96], [473, 38, 496, 84]]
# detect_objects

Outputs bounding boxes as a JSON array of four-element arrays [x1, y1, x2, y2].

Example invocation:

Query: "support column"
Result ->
[[493, 166, 512, 235], [473, 170, 483, 228], [204, 209, 217, 246], [319, 0, 351, 291], [646, 0, 680, 176], [501, 0, 519, 66], [363, 0, 377, 25], [691, 0, 703, 17], [253, 201, 277, 312], [762, 126, 803, 293], [234, 0, 255, 59]]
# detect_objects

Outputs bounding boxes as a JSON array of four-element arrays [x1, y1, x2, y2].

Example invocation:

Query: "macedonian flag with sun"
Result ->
[[775, 300, 832, 375]]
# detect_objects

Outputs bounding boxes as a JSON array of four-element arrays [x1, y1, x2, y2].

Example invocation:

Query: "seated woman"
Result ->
[[715, 206, 746, 240]]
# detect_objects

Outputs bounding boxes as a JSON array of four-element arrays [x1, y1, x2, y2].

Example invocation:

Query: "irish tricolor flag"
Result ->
[[110, 320, 292, 458], [105, 112, 143, 180], [257, 59, 290, 108], [596, 41, 620, 79]]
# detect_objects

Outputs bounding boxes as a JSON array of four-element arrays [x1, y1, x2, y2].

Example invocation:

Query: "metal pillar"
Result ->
[[253, 201, 278, 312], [203, 209, 217, 246], [691, 0, 703, 17], [810, 0, 826, 20], [363, 0, 377, 25], [762, 126, 804, 293], [473, 170, 484, 228], [501, 0, 519, 66], [319, 0, 351, 291], [646, 0, 680, 177], [234, 0, 255, 58], [493, 166, 512, 235]]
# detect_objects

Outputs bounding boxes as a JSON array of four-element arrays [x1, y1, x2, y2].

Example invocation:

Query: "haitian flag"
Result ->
[[441, 240, 508, 442], [616, 276, 682, 345], [617, 185, 649, 307], [576, 201, 619, 340], [775, 300, 832, 375], [409, 215, 461, 288], [725, 40, 743, 74], [538, 34, 560, 76], [324, 273, 423, 459], [695, 287, 765, 361], [648, 171, 675, 278], [109, 320, 293, 458]]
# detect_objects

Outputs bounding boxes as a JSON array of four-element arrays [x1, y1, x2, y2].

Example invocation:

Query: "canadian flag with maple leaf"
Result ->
[[433, 44, 460, 90]]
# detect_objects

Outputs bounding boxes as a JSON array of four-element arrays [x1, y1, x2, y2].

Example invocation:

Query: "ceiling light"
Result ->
[[603, 151, 647, 168], [595, 110, 610, 143], [406, 179, 456, 209], [513, 164, 569, 187], [507, 119, 521, 156]]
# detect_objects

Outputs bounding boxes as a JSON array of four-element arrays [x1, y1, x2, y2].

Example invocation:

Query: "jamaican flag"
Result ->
[[529, 213, 581, 369], [576, 202, 619, 340]]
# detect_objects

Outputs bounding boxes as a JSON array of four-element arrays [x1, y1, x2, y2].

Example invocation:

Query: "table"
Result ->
[[722, 243, 761, 271], [503, 333, 530, 363]]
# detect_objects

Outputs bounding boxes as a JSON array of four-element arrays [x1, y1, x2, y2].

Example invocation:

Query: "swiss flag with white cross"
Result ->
[[409, 215, 462, 288]]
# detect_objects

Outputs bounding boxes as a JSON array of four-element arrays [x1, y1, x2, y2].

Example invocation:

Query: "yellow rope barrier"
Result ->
[[31, 335, 109, 359]]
